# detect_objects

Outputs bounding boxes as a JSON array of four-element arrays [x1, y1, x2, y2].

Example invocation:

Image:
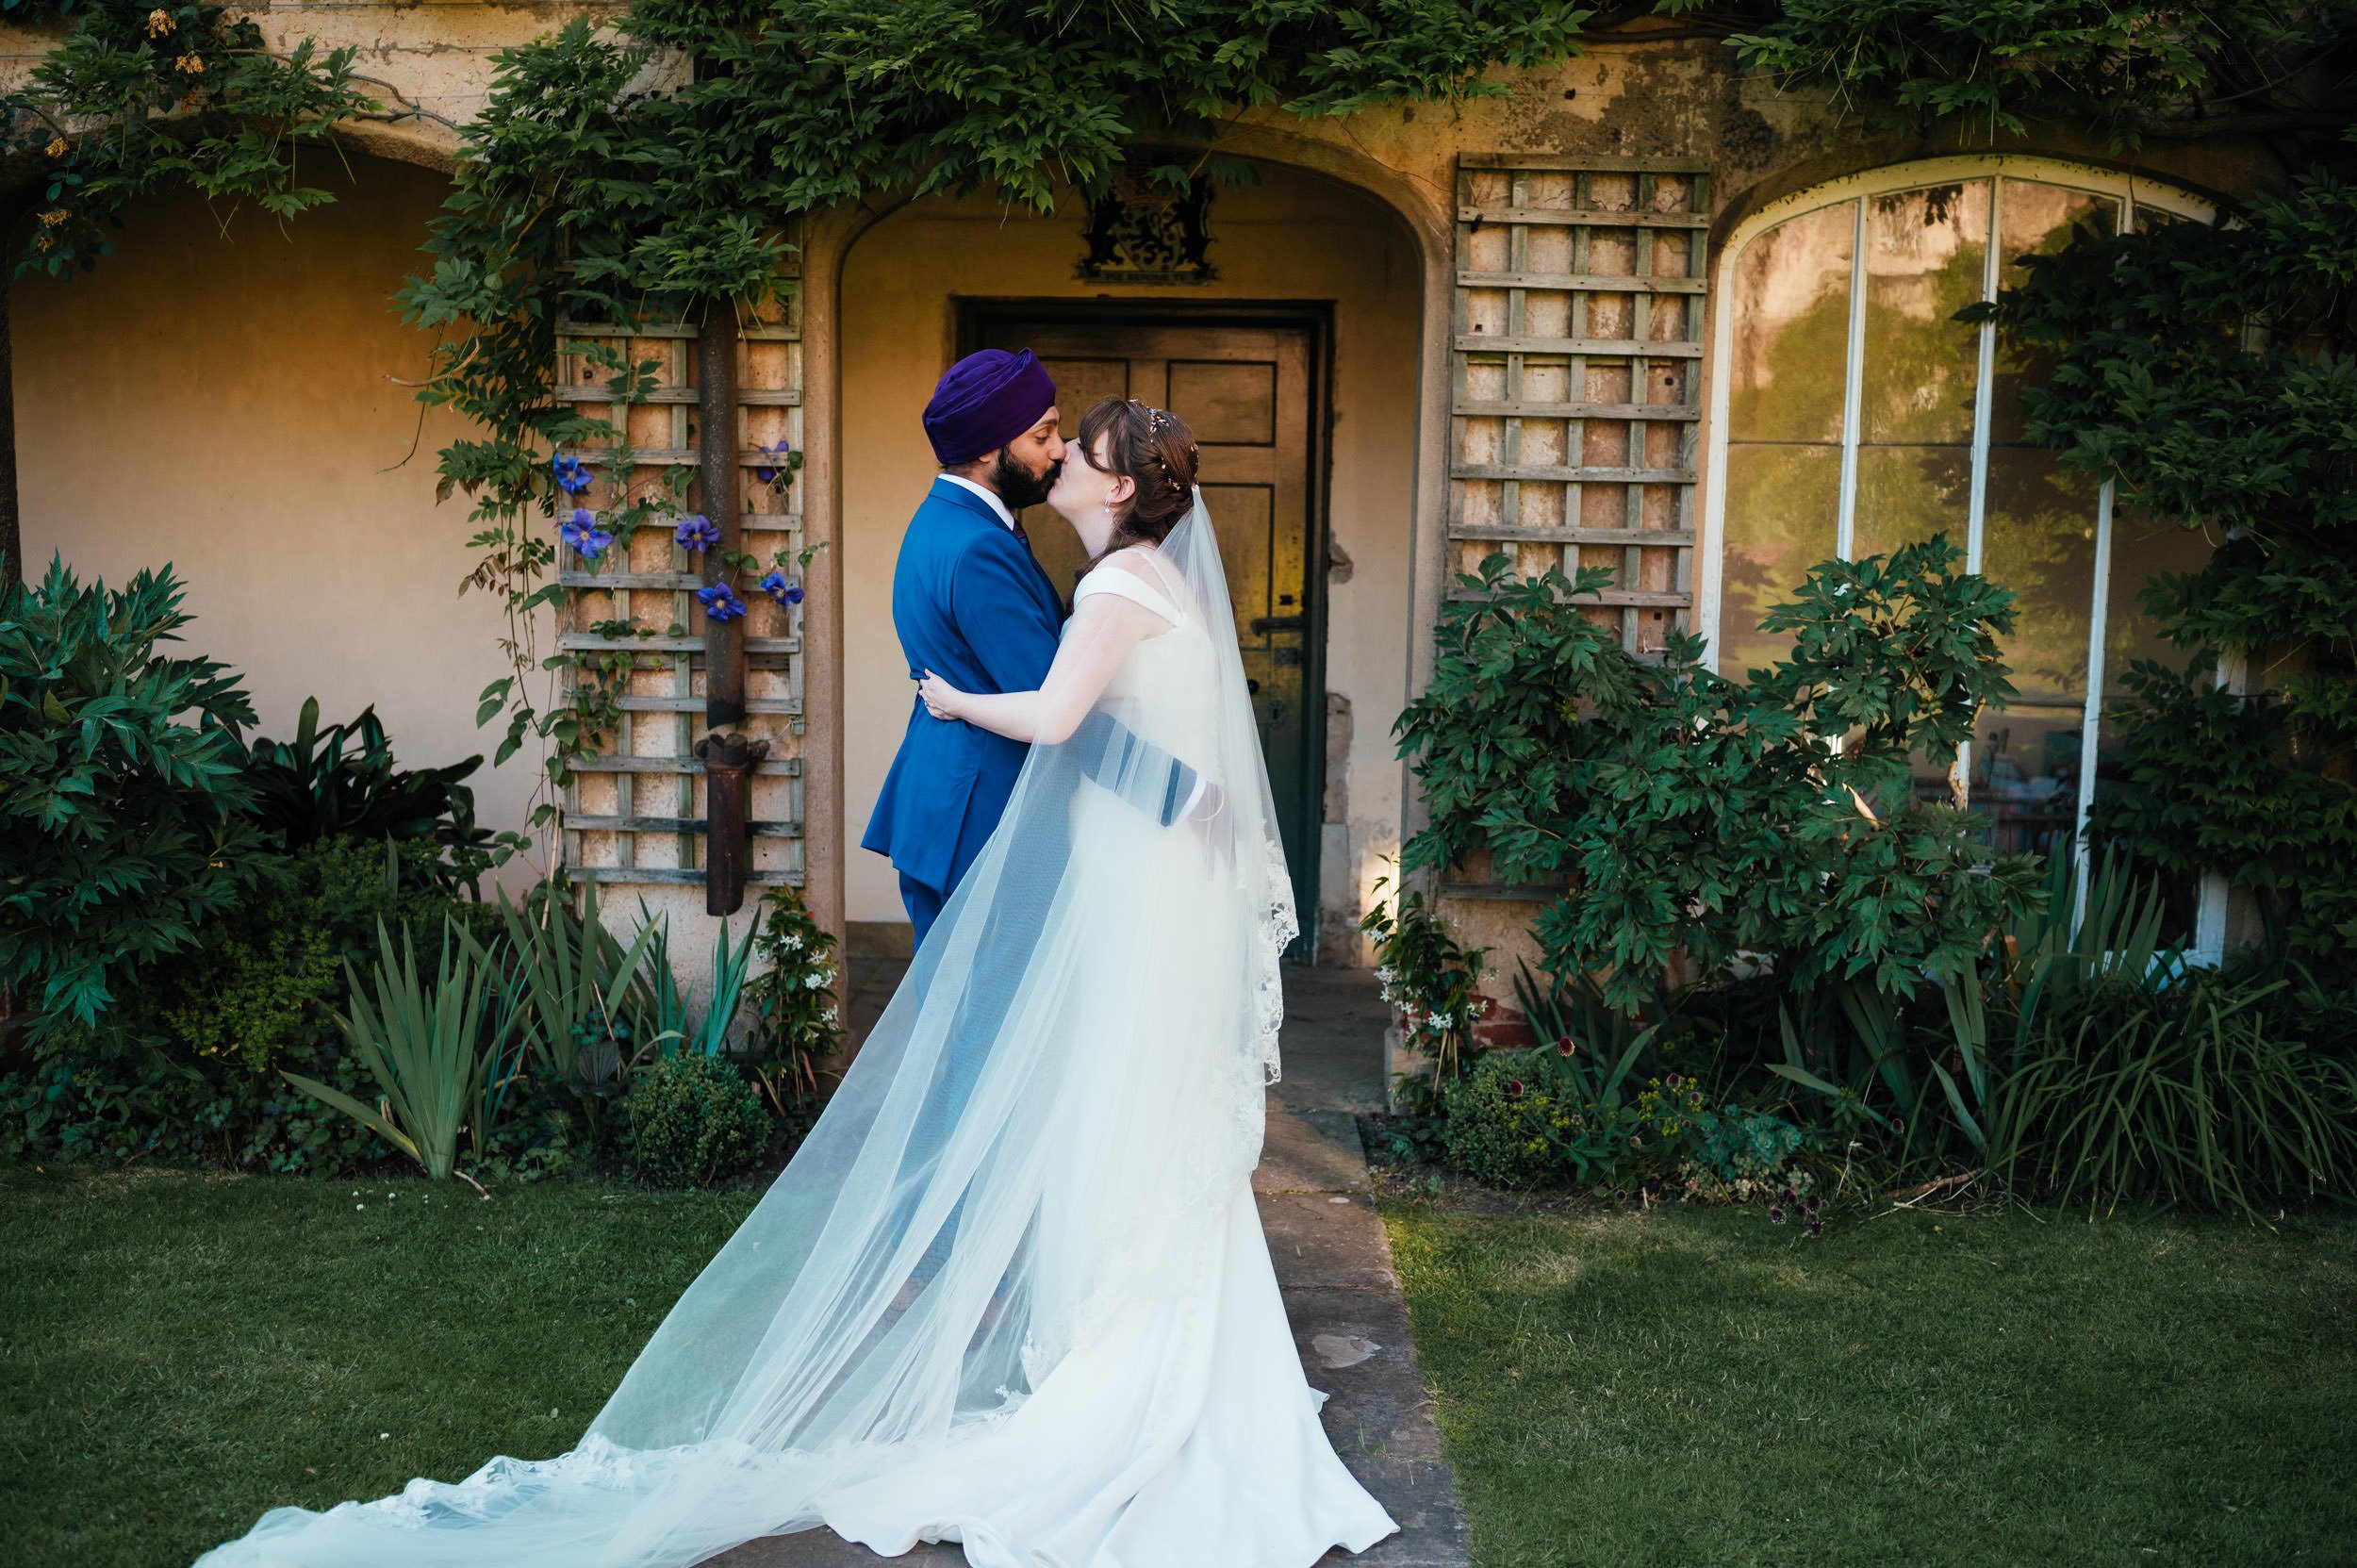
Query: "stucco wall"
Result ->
[[8, 12, 2290, 988], [16, 156, 543, 868], [835, 167, 1423, 957]]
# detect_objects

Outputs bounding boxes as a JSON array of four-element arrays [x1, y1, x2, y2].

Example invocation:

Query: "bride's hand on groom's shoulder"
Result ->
[[916, 669, 964, 721]]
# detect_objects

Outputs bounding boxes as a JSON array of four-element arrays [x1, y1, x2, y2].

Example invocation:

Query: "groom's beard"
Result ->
[[992, 447, 1060, 511]]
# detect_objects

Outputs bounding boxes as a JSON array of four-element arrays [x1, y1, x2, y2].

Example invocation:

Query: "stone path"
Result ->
[[714, 966, 1467, 1567]]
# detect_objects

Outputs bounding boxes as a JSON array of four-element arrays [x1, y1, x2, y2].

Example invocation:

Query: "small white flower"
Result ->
[[355, 1203, 365, 1211], [781, 933, 803, 950], [822, 1004, 838, 1023]]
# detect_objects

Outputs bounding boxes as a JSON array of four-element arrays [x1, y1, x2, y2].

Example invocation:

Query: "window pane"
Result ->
[[1854, 445, 1973, 561], [2133, 203, 2195, 235], [1983, 448, 2102, 706], [1861, 181, 1991, 444], [1989, 182, 2119, 443], [1972, 703, 2085, 857], [1718, 442, 1839, 676], [1727, 202, 1854, 443], [2102, 506, 2214, 700]]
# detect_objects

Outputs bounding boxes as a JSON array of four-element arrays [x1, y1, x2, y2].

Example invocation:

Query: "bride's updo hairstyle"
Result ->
[[1078, 397, 1200, 548]]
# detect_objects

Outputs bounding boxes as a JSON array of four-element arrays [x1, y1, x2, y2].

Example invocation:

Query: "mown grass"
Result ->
[[8, 1165, 2351, 1568], [0, 1165, 759, 1568], [1382, 1197, 2357, 1568]]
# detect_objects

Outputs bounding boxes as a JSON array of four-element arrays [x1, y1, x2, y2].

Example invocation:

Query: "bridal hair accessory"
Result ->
[[1122, 400, 1193, 495]]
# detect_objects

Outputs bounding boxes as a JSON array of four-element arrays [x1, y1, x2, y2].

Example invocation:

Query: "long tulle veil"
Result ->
[[195, 490, 1297, 1567]]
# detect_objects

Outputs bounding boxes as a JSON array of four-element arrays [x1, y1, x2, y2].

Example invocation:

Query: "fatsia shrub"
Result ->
[[1396, 537, 2042, 1014], [0, 555, 272, 1042]]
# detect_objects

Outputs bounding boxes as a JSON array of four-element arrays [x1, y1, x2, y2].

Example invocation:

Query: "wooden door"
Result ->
[[964, 308, 1325, 957]]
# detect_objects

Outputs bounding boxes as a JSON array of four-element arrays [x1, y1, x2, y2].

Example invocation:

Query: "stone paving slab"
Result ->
[[711, 968, 1465, 1567]]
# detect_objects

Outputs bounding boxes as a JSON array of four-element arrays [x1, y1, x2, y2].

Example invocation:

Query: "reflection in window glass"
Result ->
[[1970, 704, 2085, 856], [1719, 443, 1839, 678], [1982, 451, 2101, 706], [1854, 445, 1974, 561], [1989, 184, 2118, 444], [2102, 507, 2214, 699], [1726, 202, 1854, 444], [1715, 170, 2211, 877], [1861, 181, 1989, 445]]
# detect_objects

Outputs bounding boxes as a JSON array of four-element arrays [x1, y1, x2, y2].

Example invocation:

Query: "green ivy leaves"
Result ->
[[1397, 540, 2040, 1014]]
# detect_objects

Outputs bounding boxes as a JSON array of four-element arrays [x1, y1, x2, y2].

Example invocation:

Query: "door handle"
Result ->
[[1248, 614, 1308, 634]]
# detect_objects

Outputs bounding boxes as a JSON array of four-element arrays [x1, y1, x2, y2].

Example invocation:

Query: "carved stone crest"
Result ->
[[1078, 166, 1217, 285]]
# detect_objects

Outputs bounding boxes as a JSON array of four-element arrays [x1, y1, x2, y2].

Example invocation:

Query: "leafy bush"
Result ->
[[1363, 868, 1491, 1091], [1994, 965, 2357, 1215], [0, 837, 501, 1173], [624, 1050, 770, 1187], [1440, 1049, 1578, 1189], [163, 837, 490, 1075], [1396, 538, 2041, 1015], [1980, 165, 2357, 961], [239, 694, 520, 883], [740, 882, 845, 1120], [281, 918, 512, 1181], [1437, 1033, 1811, 1204], [0, 555, 270, 1044]]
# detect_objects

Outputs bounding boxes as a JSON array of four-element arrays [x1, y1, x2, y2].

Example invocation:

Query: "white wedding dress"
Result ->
[[194, 498, 1400, 1568]]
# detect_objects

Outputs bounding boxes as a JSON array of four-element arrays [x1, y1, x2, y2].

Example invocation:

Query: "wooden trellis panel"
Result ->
[[1451, 155, 1710, 655], [552, 255, 806, 891]]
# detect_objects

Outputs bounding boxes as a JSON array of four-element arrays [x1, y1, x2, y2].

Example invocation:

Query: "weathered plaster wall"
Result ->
[[6, 9, 2291, 995], [15, 155, 542, 871], [834, 165, 1423, 957]]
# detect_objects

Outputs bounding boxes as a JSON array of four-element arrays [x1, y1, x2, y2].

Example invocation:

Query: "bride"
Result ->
[[194, 397, 1402, 1568]]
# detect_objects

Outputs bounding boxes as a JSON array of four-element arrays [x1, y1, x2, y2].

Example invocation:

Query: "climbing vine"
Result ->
[[0, 0, 376, 276], [1671, 0, 2355, 150], [387, 0, 1600, 863], [12, 0, 2354, 932], [1974, 162, 2357, 955]]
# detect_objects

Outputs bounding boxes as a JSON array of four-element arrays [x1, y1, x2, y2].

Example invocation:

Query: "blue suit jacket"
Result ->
[[862, 479, 1065, 896]]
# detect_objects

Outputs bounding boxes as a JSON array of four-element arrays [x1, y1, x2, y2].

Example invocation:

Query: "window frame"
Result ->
[[1695, 157, 2219, 954]]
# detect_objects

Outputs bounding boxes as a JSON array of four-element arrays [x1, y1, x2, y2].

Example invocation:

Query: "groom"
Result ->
[[863, 347, 1200, 949]]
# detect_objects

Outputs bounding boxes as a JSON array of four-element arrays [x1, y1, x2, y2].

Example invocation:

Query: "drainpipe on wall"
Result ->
[[695, 731, 768, 917], [699, 295, 750, 912]]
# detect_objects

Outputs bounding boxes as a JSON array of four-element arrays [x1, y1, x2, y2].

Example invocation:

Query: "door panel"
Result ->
[[966, 311, 1323, 957]]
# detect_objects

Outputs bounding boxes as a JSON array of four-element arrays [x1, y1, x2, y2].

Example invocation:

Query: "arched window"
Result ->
[[1698, 157, 2218, 935]]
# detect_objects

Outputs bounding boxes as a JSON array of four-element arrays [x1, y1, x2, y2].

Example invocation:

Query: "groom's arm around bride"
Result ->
[[859, 347, 1201, 949]]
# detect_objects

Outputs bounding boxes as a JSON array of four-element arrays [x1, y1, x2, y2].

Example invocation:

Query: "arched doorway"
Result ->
[[833, 162, 1425, 964]]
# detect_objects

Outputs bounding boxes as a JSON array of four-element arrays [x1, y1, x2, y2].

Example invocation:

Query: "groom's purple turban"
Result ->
[[924, 348, 1057, 466]]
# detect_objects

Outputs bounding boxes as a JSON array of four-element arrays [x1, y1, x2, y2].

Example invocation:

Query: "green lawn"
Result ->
[[1383, 1196, 2357, 1568], [0, 1165, 761, 1568], [5, 1166, 2350, 1568]]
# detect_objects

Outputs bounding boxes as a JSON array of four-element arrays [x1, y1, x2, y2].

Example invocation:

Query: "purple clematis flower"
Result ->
[[697, 583, 748, 621], [552, 453, 595, 495], [674, 513, 720, 551], [752, 438, 795, 487], [561, 512, 614, 560], [759, 569, 804, 606]]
